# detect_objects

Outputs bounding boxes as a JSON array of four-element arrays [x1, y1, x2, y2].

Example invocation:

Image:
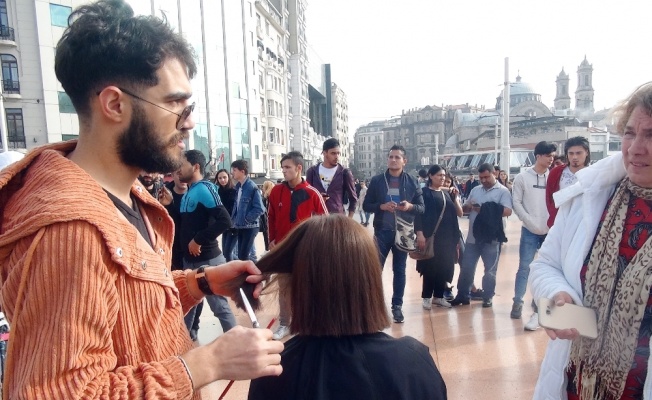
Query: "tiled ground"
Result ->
[[198, 214, 549, 400]]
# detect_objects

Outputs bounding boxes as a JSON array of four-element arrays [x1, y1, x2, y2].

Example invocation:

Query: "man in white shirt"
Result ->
[[510, 141, 557, 330], [306, 138, 357, 216]]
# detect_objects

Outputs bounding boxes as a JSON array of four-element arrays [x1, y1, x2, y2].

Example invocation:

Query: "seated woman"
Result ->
[[246, 214, 447, 400]]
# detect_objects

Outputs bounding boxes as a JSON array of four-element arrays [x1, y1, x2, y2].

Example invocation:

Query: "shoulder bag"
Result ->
[[385, 174, 417, 252]]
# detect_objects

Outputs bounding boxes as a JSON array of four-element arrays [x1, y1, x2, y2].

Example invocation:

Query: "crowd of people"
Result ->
[[1, 1, 651, 399]]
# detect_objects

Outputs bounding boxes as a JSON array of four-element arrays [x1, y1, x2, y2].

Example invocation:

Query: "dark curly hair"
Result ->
[[54, 0, 197, 117]]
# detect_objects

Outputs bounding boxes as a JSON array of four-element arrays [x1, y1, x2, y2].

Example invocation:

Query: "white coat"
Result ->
[[529, 153, 652, 400]]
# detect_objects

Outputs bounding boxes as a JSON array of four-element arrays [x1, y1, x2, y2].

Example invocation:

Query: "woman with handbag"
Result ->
[[414, 165, 463, 309]]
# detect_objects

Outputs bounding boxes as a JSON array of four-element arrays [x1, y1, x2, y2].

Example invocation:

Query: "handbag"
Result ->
[[409, 190, 446, 260], [395, 213, 417, 252], [385, 174, 417, 252]]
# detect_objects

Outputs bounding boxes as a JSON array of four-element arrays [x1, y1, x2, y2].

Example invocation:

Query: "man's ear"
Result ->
[[96, 86, 128, 125]]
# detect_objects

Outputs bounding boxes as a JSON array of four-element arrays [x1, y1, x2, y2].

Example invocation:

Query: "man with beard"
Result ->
[[176, 150, 237, 338], [0, 1, 282, 398], [545, 136, 590, 227], [138, 170, 162, 197], [306, 138, 357, 216]]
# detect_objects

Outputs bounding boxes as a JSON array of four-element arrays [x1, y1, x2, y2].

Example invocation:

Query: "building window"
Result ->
[[0, 0, 13, 41], [255, 145, 259, 159], [5, 108, 25, 149], [0, 0, 7, 27], [50, 4, 72, 27], [1, 54, 19, 94], [253, 117, 258, 131], [58, 91, 76, 113]]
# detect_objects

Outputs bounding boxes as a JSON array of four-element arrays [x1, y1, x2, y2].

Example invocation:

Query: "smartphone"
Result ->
[[537, 297, 598, 339], [399, 201, 407, 206]]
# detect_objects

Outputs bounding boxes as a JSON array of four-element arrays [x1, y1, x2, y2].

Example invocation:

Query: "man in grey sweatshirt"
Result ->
[[510, 141, 557, 330]]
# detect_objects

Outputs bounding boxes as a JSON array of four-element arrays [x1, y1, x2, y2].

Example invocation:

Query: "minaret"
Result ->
[[554, 68, 571, 110], [575, 56, 594, 112]]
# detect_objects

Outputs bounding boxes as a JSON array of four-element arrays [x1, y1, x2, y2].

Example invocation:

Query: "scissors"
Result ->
[[239, 288, 260, 328]]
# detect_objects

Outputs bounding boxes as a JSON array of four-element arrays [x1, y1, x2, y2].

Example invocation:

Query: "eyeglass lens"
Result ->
[[177, 103, 195, 130]]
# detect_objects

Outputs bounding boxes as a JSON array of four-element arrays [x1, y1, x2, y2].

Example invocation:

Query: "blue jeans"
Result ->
[[222, 232, 237, 261], [183, 254, 237, 333], [374, 229, 408, 307], [359, 210, 370, 224], [236, 227, 258, 262], [224, 229, 259, 262], [513, 227, 546, 309], [455, 241, 500, 301]]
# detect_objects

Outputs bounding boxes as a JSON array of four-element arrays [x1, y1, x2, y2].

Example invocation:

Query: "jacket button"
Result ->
[[141, 261, 147, 270], [116, 248, 123, 257]]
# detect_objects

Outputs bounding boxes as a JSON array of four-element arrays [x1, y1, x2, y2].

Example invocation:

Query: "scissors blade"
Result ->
[[239, 288, 260, 328]]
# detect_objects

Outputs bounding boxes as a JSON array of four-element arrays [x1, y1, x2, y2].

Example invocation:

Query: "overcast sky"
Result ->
[[306, 0, 650, 134]]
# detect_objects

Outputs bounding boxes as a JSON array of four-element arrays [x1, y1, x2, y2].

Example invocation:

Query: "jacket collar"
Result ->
[[0, 141, 177, 289]]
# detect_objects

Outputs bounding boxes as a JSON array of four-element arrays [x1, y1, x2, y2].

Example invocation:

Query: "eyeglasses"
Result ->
[[118, 87, 195, 130]]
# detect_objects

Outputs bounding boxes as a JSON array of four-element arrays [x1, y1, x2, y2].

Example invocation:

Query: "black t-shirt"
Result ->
[[105, 190, 153, 248]]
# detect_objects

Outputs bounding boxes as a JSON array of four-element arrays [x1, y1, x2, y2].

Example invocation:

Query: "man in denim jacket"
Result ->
[[363, 145, 424, 323], [226, 159, 265, 262]]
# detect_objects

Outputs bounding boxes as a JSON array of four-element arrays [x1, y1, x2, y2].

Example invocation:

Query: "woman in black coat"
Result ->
[[414, 165, 463, 309]]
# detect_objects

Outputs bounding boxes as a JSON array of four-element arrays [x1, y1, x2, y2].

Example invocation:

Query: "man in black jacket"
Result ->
[[363, 145, 424, 323], [177, 150, 236, 336]]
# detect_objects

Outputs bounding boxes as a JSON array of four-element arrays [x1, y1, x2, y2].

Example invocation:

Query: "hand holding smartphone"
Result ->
[[537, 297, 598, 339]]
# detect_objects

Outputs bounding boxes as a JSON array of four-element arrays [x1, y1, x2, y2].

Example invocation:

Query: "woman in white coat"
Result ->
[[530, 82, 652, 400]]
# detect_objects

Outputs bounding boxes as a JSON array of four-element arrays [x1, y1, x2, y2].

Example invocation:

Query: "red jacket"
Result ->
[[545, 164, 565, 227], [268, 179, 328, 244]]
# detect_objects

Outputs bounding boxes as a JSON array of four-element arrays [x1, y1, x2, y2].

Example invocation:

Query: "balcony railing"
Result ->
[[6, 134, 26, 149], [3, 79, 19, 94], [0, 26, 15, 42]]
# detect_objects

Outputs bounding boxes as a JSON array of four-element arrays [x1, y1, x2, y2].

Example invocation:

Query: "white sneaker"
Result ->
[[272, 325, 290, 340], [422, 298, 432, 310], [432, 297, 452, 308], [524, 312, 540, 331]]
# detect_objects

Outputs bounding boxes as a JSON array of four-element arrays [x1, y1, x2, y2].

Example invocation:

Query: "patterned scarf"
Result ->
[[569, 178, 652, 399]]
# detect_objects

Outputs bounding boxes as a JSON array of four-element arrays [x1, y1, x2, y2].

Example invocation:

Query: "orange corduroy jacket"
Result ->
[[0, 141, 202, 399]]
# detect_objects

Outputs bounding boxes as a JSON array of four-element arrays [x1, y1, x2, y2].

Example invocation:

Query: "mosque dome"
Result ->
[[496, 74, 542, 110], [509, 75, 538, 96]]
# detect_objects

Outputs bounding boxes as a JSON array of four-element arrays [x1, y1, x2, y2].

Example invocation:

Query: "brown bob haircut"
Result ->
[[233, 214, 390, 336], [612, 81, 652, 134]]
